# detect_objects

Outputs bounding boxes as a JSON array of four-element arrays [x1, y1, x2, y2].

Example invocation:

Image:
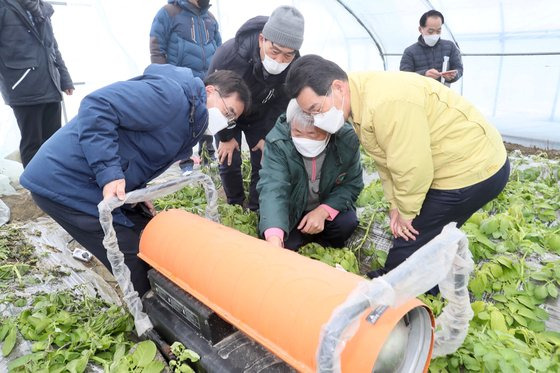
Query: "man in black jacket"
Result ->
[[0, 0, 74, 167], [400, 10, 463, 86], [208, 5, 304, 210]]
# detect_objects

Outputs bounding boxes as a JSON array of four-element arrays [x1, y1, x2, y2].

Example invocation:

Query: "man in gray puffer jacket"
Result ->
[[400, 10, 463, 86], [0, 0, 74, 167]]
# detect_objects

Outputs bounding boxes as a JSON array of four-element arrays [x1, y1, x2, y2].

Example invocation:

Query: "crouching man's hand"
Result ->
[[298, 206, 330, 235]]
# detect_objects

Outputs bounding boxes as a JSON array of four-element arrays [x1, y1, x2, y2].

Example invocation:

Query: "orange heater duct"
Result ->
[[139, 210, 434, 372]]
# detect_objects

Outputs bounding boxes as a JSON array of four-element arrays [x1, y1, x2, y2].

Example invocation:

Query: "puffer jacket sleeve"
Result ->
[[149, 7, 171, 64], [447, 43, 463, 83], [213, 21, 222, 47], [321, 129, 364, 211], [77, 79, 182, 189], [374, 100, 434, 220], [399, 47, 415, 72], [257, 139, 292, 235], [52, 37, 73, 91], [400, 45, 429, 76]]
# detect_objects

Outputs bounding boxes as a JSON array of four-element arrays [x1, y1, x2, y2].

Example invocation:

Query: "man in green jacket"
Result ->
[[257, 99, 363, 250]]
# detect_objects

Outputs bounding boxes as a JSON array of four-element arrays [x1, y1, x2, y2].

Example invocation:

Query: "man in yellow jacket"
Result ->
[[285, 55, 509, 287]]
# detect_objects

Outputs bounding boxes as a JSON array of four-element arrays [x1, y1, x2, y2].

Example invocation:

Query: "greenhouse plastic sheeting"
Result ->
[[0, 217, 121, 372], [1, 0, 558, 156]]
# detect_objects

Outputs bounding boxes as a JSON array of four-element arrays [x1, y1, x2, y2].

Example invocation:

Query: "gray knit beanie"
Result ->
[[262, 6, 305, 50]]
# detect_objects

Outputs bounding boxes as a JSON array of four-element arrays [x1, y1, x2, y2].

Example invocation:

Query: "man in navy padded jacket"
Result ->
[[20, 64, 250, 296]]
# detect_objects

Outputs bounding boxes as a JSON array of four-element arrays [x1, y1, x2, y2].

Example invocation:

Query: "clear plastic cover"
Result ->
[[317, 223, 474, 372], [97, 171, 219, 336], [0, 199, 9, 226]]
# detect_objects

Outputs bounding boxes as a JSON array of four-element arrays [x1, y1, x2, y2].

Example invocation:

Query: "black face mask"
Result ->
[[198, 0, 210, 8]]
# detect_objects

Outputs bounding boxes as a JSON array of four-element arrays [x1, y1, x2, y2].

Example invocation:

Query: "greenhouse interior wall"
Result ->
[[1, 1, 560, 372], [1, 0, 559, 157]]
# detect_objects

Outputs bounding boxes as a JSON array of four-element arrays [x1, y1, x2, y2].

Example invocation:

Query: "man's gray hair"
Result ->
[[286, 99, 315, 130]]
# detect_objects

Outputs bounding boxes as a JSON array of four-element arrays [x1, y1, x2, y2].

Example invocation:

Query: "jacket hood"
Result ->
[[144, 63, 204, 97], [235, 16, 268, 45], [231, 16, 268, 68], [170, 0, 210, 14], [142, 64, 207, 128]]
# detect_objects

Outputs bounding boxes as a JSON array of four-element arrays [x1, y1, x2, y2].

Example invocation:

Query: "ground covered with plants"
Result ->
[[0, 224, 174, 372], [153, 151, 560, 372], [1, 150, 559, 372]]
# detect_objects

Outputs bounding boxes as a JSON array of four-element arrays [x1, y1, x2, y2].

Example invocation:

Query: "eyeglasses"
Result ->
[[216, 89, 237, 129], [307, 88, 332, 116]]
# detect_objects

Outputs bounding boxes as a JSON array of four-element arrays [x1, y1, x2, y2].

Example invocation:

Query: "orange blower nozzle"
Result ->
[[139, 210, 434, 372]]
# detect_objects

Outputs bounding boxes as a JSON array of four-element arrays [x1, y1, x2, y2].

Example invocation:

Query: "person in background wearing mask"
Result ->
[[0, 0, 74, 167], [257, 99, 363, 250], [400, 10, 463, 86], [150, 0, 222, 173], [20, 65, 250, 296], [208, 6, 305, 211], [285, 55, 509, 293]]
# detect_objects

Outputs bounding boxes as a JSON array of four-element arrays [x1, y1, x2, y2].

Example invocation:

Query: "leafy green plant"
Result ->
[[154, 185, 259, 237], [169, 341, 201, 373], [298, 243, 360, 274], [153, 186, 207, 215], [349, 179, 391, 268], [360, 146, 377, 173], [0, 226, 37, 288], [0, 288, 166, 372], [428, 153, 560, 372], [101, 340, 165, 373], [218, 204, 259, 237]]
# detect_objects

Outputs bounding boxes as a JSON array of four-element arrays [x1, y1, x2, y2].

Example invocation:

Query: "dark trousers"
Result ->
[[217, 128, 262, 210], [284, 209, 359, 251], [384, 159, 511, 272], [31, 193, 152, 296], [12, 102, 61, 167]]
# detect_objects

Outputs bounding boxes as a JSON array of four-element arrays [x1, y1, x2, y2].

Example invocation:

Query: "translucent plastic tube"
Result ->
[[0, 199, 9, 226], [317, 223, 474, 372], [97, 171, 219, 336]]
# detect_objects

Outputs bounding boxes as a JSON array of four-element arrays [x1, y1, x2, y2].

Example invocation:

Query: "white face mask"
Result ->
[[292, 135, 330, 158], [313, 92, 345, 134], [262, 43, 290, 75], [422, 34, 440, 47], [205, 107, 228, 135]]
